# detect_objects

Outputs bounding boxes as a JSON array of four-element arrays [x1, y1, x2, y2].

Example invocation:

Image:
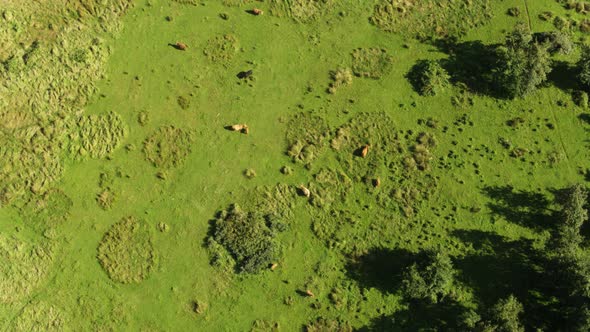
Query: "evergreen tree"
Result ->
[[555, 184, 588, 258], [578, 45, 590, 91]]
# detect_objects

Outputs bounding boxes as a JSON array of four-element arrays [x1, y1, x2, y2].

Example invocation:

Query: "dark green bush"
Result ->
[[401, 249, 455, 303], [209, 204, 279, 274], [408, 60, 450, 96]]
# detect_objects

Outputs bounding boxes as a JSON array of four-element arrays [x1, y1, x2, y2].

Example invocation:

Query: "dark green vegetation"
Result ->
[[4, 0, 590, 330]]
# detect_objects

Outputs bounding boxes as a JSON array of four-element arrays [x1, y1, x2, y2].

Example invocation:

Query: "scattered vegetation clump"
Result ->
[[351, 48, 393, 79], [251, 320, 280, 332], [370, 0, 492, 40], [203, 34, 239, 64], [97, 216, 156, 284], [171, 0, 199, 5], [268, 0, 335, 22], [244, 168, 257, 179], [137, 111, 150, 126], [573, 90, 589, 108], [507, 7, 521, 17], [0, 235, 54, 303], [97, 189, 116, 210], [327, 68, 353, 94], [207, 204, 280, 274], [177, 95, 190, 110], [71, 111, 127, 159], [143, 126, 194, 169], [286, 112, 330, 165], [402, 249, 455, 303], [408, 60, 450, 96], [222, 0, 252, 7]]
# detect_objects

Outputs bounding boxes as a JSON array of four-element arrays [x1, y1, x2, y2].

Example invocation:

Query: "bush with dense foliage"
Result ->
[[209, 204, 279, 274]]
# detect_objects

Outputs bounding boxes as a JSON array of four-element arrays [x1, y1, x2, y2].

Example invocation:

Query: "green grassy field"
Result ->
[[3, 0, 590, 331]]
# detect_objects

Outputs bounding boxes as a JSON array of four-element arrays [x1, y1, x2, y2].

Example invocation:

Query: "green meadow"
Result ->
[[3, 0, 590, 330]]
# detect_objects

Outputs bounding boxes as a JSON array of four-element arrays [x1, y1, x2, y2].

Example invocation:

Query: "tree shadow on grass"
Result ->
[[356, 297, 470, 332], [433, 38, 504, 99], [482, 185, 555, 231], [345, 247, 415, 294], [548, 60, 580, 92], [452, 229, 567, 330]]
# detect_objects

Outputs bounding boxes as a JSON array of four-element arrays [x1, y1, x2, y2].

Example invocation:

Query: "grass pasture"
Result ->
[[2, 0, 590, 330]]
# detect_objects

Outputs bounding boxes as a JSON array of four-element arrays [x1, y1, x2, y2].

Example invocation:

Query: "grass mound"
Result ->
[[268, 0, 335, 22], [286, 112, 330, 165], [143, 126, 193, 169], [70, 111, 127, 159], [0, 131, 64, 203], [203, 34, 239, 65], [97, 216, 156, 284], [19, 189, 73, 234], [351, 48, 393, 79], [0, 236, 54, 303], [207, 204, 280, 274], [370, 0, 493, 40], [12, 300, 68, 332]]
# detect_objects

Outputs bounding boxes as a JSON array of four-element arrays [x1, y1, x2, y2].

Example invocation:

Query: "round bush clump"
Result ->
[[97, 216, 156, 284]]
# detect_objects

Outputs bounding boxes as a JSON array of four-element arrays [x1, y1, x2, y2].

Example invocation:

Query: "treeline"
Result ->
[[408, 23, 590, 102]]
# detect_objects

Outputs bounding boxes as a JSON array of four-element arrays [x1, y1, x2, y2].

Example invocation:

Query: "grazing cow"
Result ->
[[372, 178, 381, 187], [237, 70, 253, 79], [270, 263, 279, 270], [360, 144, 370, 158], [173, 42, 187, 50], [305, 290, 315, 297], [247, 8, 263, 15], [228, 124, 249, 134], [298, 185, 311, 198]]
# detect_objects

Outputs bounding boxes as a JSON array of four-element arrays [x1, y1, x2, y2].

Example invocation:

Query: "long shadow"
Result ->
[[433, 38, 504, 98], [548, 60, 580, 92], [345, 247, 415, 294], [452, 229, 567, 330], [356, 298, 470, 332], [483, 185, 555, 231]]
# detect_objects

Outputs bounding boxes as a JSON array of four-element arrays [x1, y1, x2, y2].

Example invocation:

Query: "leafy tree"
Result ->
[[408, 60, 450, 96], [493, 24, 552, 99], [402, 250, 455, 303], [578, 45, 590, 91], [489, 295, 525, 332]]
